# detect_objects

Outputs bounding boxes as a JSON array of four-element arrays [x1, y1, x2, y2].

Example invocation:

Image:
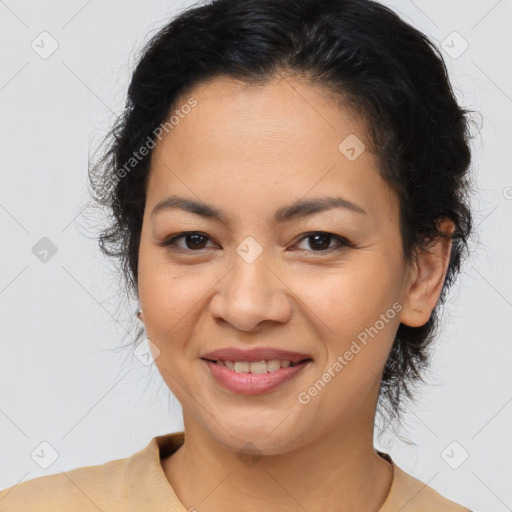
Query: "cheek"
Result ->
[[301, 264, 397, 327], [137, 247, 207, 343], [297, 257, 403, 362]]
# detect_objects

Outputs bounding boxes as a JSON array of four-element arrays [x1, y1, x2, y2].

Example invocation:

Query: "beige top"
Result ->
[[0, 431, 471, 511]]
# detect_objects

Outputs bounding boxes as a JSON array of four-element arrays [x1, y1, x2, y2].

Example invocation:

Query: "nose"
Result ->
[[208, 249, 292, 333]]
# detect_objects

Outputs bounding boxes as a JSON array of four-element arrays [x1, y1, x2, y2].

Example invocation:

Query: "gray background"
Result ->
[[1, 1, 511, 510]]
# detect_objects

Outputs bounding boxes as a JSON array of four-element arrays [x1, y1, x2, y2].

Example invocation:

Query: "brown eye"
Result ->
[[160, 232, 214, 251], [294, 232, 353, 253], [306, 234, 332, 251]]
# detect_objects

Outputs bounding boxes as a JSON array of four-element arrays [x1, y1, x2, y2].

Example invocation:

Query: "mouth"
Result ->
[[200, 357, 313, 395], [200, 357, 313, 374]]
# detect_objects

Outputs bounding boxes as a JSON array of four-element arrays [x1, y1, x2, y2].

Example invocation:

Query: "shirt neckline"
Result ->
[[140, 431, 398, 512]]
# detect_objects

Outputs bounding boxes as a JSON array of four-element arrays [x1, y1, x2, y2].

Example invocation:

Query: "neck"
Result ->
[[162, 391, 393, 512]]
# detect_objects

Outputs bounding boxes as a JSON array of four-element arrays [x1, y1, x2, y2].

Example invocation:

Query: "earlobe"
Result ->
[[400, 219, 454, 328]]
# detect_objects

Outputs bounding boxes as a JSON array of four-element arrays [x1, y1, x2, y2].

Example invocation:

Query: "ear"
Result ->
[[400, 218, 454, 328], [137, 308, 144, 323]]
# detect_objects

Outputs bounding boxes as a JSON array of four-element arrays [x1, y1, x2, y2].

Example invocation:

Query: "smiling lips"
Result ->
[[201, 347, 313, 395], [201, 346, 313, 363]]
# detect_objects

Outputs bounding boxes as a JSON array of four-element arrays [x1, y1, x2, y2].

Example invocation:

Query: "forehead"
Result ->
[[152, 77, 367, 162], [159, 74, 368, 153], [147, 75, 397, 223]]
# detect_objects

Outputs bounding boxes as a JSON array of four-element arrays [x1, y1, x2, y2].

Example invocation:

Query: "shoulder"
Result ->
[[0, 433, 183, 512], [382, 461, 473, 512], [0, 456, 128, 511]]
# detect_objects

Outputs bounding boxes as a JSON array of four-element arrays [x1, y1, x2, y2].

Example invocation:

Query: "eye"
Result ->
[[293, 231, 353, 253], [159, 230, 353, 254], [159, 232, 216, 252]]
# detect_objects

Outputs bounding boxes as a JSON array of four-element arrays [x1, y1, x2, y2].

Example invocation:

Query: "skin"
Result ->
[[137, 74, 453, 512]]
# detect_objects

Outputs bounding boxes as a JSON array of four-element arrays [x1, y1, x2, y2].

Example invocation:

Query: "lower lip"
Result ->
[[202, 359, 312, 395]]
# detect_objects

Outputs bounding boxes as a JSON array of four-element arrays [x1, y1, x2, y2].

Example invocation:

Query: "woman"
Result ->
[[0, 0, 474, 510]]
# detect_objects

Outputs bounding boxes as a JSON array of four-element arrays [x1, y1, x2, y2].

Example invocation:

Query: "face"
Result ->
[[137, 75, 414, 454]]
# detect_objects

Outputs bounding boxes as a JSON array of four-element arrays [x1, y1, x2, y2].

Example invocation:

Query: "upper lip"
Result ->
[[201, 347, 313, 363]]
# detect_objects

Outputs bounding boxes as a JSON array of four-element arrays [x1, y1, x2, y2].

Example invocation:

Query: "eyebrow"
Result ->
[[150, 195, 367, 223]]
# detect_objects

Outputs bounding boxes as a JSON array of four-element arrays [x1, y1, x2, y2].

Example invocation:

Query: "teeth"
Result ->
[[249, 361, 267, 374], [266, 359, 281, 372], [234, 361, 250, 373], [217, 359, 299, 374]]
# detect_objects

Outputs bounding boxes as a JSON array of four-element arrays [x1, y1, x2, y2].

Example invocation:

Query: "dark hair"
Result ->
[[87, 0, 475, 432]]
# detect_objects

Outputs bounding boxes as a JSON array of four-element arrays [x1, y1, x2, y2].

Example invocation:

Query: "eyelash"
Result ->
[[158, 231, 354, 254]]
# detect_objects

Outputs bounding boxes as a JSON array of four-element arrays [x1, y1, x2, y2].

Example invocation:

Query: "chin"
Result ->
[[205, 419, 307, 456]]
